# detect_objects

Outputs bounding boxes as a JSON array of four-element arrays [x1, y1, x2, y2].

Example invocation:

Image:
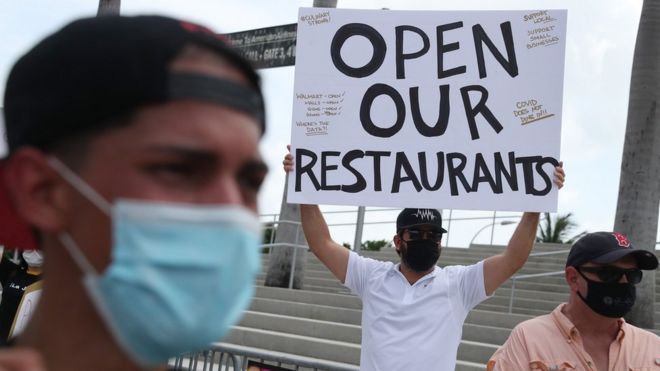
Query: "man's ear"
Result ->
[[393, 234, 402, 254], [565, 266, 579, 292], [4, 148, 71, 233]]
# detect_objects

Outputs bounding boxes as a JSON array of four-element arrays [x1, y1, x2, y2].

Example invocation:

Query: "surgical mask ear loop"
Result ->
[[48, 157, 110, 276], [47, 157, 112, 215]]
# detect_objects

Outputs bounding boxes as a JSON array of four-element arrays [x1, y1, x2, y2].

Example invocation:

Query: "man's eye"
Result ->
[[146, 163, 193, 176], [408, 231, 421, 239], [240, 176, 264, 193]]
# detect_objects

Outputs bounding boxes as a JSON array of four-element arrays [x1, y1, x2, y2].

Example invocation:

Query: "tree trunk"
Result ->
[[614, 0, 660, 328], [264, 0, 338, 289], [97, 0, 120, 16], [264, 178, 307, 288]]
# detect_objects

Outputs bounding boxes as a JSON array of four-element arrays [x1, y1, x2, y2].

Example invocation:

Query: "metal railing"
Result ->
[[507, 270, 565, 313], [261, 219, 308, 289], [172, 342, 359, 371], [506, 249, 571, 313], [260, 208, 523, 249]]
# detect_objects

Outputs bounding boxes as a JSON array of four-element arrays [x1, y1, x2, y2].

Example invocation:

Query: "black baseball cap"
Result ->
[[1, 15, 265, 250], [3, 15, 265, 155], [396, 208, 447, 233], [566, 232, 658, 270]]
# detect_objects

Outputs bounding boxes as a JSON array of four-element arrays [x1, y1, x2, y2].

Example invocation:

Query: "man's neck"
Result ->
[[562, 300, 621, 340], [16, 242, 167, 371], [398, 263, 434, 285]]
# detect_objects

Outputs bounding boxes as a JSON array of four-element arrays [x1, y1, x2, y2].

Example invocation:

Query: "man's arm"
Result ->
[[482, 163, 565, 296], [483, 212, 539, 296], [300, 204, 350, 283], [283, 147, 349, 283]]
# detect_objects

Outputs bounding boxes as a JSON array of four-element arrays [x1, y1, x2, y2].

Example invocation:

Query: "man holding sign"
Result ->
[[286, 7, 569, 370], [284, 152, 564, 370]]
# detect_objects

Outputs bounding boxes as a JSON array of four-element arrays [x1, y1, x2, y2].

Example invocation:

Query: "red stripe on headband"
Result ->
[[0, 161, 37, 249]]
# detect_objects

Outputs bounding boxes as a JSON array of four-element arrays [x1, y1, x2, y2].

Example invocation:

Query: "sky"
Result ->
[[1, 0, 658, 249]]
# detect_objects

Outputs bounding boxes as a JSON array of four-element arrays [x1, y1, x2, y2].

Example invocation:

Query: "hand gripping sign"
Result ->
[[288, 8, 567, 212]]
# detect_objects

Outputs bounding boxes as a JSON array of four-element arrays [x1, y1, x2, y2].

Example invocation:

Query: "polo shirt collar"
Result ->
[[552, 303, 626, 342], [390, 263, 439, 284]]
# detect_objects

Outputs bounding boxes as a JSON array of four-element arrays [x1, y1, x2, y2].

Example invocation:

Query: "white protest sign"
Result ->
[[288, 8, 567, 212]]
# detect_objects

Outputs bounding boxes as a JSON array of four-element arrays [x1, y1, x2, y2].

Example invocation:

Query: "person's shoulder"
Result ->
[[624, 323, 660, 343], [350, 251, 393, 271], [439, 261, 482, 276]]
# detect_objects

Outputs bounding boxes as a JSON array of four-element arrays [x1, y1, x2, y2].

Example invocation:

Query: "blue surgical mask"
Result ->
[[49, 157, 261, 366]]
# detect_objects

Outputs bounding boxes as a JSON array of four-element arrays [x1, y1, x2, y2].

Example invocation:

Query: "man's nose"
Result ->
[[203, 175, 242, 205]]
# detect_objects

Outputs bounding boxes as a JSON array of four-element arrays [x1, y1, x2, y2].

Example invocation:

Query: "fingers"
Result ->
[[553, 161, 565, 189], [0, 348, 46, 371], [283, 145, 294, 173]]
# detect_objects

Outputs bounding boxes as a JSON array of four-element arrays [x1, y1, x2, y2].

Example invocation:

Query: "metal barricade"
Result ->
[[172, 342, 360, 371]]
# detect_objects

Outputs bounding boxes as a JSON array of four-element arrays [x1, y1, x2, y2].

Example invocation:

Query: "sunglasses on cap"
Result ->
[[403, 229, 443, 243], [577, 266, 643, 284]]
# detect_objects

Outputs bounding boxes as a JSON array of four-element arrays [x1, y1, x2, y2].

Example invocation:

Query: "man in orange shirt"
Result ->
[[488, 232, 660, 370]]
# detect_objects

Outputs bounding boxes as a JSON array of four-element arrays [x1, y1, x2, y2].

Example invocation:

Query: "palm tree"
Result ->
[[536, 213, 585, 244], [613, 0, 660, 328]]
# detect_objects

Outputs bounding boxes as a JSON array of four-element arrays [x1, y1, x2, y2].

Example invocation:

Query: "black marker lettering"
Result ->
[[295, 148, 320, 191], [395, 25, 430, 79]]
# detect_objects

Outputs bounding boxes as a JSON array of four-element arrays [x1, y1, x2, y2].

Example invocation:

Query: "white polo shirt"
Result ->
[[344, 251, 488, 371]]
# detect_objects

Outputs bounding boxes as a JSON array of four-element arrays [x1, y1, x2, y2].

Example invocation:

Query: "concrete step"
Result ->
[[225, 326, 360, 365], [456, 360, 489, 371], [300, 284, 352, 295], [255, 286, 361, 310], [475, 303, 554, 317], [466, 309, 532, 329], [492, 287, 568, 302], [458, 340, 500, 364], [256, 282, 570, 310], [241, 307, 514, 346], [462, 323, 512, 345], [249, 297, 362, 325], [239, 311, 360, 344], [226, 326, 498, 365], [250, 292, 535, 331]]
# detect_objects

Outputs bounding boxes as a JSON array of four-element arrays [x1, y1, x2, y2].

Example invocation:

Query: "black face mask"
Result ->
[[577, 273, 636, 318], [399, 239, 440, 272]]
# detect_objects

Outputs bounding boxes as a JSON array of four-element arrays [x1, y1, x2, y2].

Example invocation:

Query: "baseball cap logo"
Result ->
[[412, 209, 437, 221], [612, 233, 630, 248]]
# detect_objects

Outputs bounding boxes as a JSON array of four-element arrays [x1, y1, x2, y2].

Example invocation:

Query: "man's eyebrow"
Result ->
[[143, 144, 218, 162], [143, 144, 268, 175]]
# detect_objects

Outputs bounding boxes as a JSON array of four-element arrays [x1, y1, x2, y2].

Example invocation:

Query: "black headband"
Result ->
[[168, 72, 265, 126]]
